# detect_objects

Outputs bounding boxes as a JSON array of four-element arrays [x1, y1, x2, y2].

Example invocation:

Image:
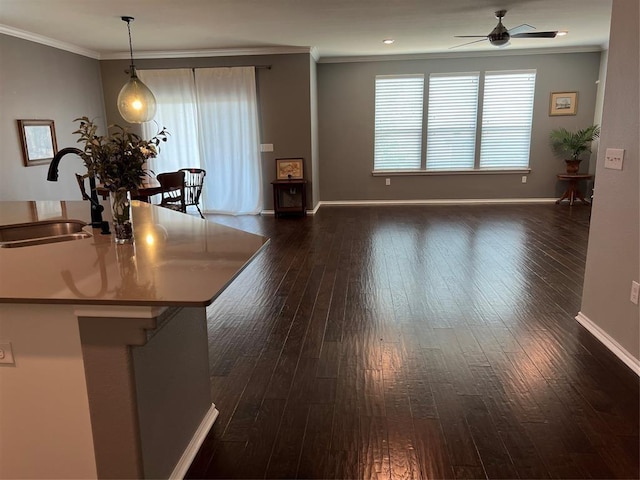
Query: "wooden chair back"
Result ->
[[178, 168, 206, 218], [156, 171, 186, 213]]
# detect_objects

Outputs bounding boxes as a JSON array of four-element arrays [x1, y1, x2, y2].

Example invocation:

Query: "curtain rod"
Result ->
[[192, 65, 271, 70], [134, 65, 271, 72], [141, 65, 271, 70]]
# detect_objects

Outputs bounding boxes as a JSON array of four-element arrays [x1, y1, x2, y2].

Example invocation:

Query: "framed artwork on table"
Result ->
[[17, 119, 58, 166], [549, 92, 578, 116], [276, 158, 304, 180]]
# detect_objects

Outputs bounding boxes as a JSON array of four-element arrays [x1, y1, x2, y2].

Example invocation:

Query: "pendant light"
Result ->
[[117, 16, 156, 124]]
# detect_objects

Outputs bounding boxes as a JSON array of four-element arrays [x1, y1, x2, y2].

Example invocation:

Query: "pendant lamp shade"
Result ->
[[117, 17, 156, 124], [118, 66, 157, 123]]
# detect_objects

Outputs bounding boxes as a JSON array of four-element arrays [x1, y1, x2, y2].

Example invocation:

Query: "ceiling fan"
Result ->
[[451, 10, 558, 49]]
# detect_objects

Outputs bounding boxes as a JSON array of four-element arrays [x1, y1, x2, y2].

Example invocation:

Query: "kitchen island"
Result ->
[[0, 201, 268, 479]]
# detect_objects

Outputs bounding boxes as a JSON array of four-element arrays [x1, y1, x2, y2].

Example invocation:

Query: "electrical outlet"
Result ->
[[521, 176, 527, 184], [631, 281, 639, 305], [385, 178, 391, 186], [604, 148, 624, 170], [0, 342, 15, 365]]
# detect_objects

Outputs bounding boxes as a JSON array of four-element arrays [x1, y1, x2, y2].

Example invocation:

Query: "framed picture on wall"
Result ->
[[17, 119, 58, 166], [549, 92, 578, 116], [276, 158, 304, 180]]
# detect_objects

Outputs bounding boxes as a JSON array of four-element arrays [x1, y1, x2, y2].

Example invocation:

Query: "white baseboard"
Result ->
[[261, 198, 557, 215], [169, 403, 219, 479], [308, 203, 321, 214], [261, 205, 320, 215], [318, 198, 558, 206], [575, 312, 640, 375]]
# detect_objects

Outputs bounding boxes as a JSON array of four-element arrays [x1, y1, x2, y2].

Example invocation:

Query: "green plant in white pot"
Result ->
[[550, 125, 600, 173]]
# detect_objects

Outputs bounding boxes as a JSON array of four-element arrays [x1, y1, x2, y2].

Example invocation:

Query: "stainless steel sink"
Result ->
[[0, 220, 92, 248]]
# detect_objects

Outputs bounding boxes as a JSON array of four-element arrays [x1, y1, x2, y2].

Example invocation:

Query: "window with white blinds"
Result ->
[[372, 69, 537, 172], [479, 70, 536, 169], [374, 75, 424, 170], [426, 73, 479, 170]]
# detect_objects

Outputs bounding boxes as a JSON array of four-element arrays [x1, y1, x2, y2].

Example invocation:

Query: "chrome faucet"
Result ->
[[47, 147, 109, 233]]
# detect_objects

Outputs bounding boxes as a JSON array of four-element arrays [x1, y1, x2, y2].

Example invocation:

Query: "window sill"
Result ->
[[371, 169, 531, 176]]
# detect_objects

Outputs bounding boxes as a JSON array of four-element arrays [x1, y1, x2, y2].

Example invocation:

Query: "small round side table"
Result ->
[[556, 173, 593, 206]]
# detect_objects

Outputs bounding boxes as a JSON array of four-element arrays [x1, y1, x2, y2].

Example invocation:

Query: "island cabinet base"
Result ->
[[0, 303, 216, 479]]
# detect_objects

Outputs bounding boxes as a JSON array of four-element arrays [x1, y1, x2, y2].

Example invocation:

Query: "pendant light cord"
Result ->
[[127, 20, 134, 65]]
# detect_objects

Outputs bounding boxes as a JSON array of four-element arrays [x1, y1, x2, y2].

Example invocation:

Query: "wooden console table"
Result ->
[[556, 173, 593, 206], [272, 179, 307, 217]]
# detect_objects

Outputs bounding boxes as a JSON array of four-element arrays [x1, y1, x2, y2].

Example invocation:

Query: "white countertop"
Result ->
[[0, 201, 268, 306]]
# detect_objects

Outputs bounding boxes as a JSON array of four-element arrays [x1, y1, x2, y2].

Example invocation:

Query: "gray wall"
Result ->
[[132, 307, 211, 479], [589, 50, 609, 176], [310, 56, 320, 208], [317, 52, 601, 201], [0, 34, 106, 201], [581, 0, 639, 362], [99, 53, 313, 211]]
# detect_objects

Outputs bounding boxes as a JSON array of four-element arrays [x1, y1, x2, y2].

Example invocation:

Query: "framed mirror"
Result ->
[[17, 119, 58, 166]]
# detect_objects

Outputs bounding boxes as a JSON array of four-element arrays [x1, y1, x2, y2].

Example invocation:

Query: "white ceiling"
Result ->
[[0, 0, 612, 60]]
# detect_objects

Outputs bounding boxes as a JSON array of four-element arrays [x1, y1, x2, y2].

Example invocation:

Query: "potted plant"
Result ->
[[550, 125, 600, 173], [73, 116, 168, 243]]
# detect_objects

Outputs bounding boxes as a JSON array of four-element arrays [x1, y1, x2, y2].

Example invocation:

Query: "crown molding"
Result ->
[[0, 24, 101, 59], [309, 47, 320, 62], [0, 25, 314, 60], [101, 46, 314, 60], [318, 45, 604, 63], [2, 23, 604, 64]]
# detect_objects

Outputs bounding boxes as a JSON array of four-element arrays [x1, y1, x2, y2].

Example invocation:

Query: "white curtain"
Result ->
[[138, 69, 200, 175], [139, 67, 262, 215], [194, 67, 262, 215]]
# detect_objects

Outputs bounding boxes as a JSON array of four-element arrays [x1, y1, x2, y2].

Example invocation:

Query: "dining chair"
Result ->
[[178, 168, 206, 219], [156, 171, 186, 213]]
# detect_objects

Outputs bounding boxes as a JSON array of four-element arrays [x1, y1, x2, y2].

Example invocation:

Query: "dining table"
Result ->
[[96, 179, 163, 203]]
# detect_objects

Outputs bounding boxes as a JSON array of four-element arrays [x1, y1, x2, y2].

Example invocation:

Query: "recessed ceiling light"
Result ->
[[383, 39, 395, 45], [557, 31, 568, 36]]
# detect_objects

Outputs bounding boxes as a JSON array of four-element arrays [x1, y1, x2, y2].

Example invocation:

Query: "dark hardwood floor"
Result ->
[[186, 204, 639, 479]]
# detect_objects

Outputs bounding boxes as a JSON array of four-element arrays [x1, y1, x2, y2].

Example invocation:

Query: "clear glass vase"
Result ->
[[109, 190, 134, 244]]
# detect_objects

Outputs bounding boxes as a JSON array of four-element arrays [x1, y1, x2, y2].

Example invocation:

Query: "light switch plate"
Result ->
[[260, 144, 274, 153], [604, 148, 624, 170]]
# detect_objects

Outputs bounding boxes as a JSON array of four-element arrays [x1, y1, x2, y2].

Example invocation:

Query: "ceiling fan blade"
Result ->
[[508, 23, 535, 35], [450, 38, 489, 49], [511, 31, 558, 38], [454, 35, 489, 38]]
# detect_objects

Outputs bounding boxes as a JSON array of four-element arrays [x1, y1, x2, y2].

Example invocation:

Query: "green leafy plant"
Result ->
[[72, 116, 168, 193], [550, 125, 600, 160]]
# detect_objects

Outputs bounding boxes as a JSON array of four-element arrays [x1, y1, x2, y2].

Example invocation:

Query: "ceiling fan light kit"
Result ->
[[488, 10, 510, 46], [451, 10, 559, 49]]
